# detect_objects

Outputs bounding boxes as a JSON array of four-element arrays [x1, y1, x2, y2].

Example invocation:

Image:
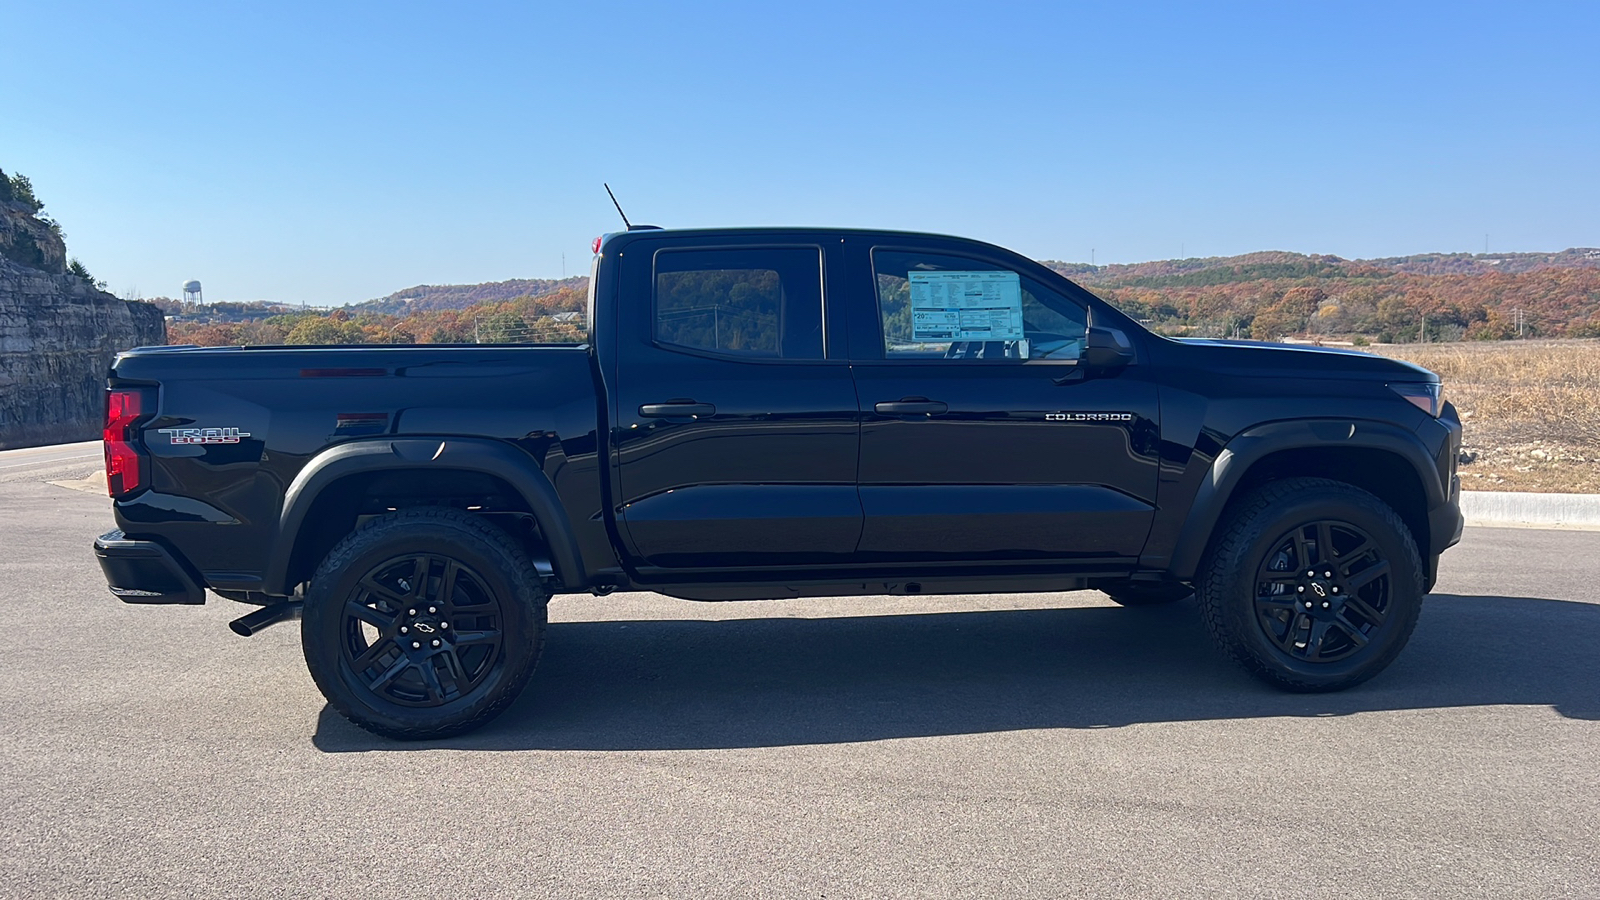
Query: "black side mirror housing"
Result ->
[[1082, 325, 1135, 372]]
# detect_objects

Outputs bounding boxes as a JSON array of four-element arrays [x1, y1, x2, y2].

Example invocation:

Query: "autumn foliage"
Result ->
[[166, 286, 590, 347], [162, 248, 1600, 348]]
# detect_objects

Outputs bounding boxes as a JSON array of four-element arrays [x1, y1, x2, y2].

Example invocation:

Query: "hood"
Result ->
[[1161, 338, 1438, 382]]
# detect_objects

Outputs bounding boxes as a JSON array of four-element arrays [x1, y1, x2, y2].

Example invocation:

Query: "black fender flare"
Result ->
[[264, 437, 586, 595], [1163, 418, 1447, 580]]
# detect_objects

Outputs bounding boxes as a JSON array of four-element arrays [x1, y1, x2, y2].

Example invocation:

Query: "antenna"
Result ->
[[604, 183, 631, 230]]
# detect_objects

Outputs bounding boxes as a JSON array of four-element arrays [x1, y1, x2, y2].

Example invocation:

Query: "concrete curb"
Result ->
[[1461, 490, 1600, 530]]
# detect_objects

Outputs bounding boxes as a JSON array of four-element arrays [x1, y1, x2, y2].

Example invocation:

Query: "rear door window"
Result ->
[[654, 247, 825, 360]]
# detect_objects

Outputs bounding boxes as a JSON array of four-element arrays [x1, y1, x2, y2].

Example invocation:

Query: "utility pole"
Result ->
[[1091, 248, 1096, 266], [474, 317, 481, 344], [1420, 314, 1426, 343]]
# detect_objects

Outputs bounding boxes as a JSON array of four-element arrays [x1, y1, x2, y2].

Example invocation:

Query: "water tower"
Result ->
[[183, 280, 203, 305]]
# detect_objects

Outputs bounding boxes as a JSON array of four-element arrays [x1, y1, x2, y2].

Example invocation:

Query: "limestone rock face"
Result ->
[[0, 205, 166, 449], [0, 199, 67, 274]]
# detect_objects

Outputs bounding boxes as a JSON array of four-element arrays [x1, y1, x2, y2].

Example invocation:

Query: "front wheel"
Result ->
[[302, 507, 548, 740], [1197, 478, 1424, 692]]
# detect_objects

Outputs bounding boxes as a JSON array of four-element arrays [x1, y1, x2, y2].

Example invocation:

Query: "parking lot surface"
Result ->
[[2, 449, 1597, 898]]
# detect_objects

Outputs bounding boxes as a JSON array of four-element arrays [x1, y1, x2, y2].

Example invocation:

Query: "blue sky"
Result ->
[[6, 0, 1597, 305]]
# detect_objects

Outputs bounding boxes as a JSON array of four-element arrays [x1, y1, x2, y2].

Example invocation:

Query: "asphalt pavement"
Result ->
[[1, 449, 1596, 898]]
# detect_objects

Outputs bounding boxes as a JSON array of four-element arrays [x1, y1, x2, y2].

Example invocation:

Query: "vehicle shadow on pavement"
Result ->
[[312, 592, 1600, 752]]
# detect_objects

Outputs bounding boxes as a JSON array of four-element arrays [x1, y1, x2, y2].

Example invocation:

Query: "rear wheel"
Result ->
[[302, 507, 548, 740], [1197, 478, 1424, 692]]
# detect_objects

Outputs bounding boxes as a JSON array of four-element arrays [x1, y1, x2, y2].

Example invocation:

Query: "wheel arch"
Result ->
[[264, 437, 586, 596], [1166, 419, 1445, 583]]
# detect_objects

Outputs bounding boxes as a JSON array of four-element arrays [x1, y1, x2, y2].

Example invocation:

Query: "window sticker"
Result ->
[[908, 270, 1024, 342]]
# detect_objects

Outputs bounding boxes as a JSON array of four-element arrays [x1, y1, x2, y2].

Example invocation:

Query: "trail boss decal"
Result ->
[[1045, 412, 1134, 422], [159, 427, 252, 445]]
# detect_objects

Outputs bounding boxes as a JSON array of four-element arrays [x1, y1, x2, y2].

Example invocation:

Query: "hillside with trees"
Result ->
[[166, 284, 588, 346], [162, 246, 1600, 347], [1049, 248, 1600, 342], [354, 276, 587, 315]]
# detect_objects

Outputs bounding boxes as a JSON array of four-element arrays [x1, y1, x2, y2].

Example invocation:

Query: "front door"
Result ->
[[847, 243, 1161, 564], [611, 239, 861, 572]]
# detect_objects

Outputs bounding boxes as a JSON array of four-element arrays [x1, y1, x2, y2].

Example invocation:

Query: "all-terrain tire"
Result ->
[[302, 506, 549, 740], [1097, 581, 1194, 607], [1196, 477, 1424, 692]]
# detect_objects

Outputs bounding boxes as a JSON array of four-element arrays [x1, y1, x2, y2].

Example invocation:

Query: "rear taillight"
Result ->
[[104, 388, 150, 497]]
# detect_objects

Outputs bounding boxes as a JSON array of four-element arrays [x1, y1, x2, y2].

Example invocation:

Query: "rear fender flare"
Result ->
[[264, 437, 585, 595], [1164, 419, 1446, 580]]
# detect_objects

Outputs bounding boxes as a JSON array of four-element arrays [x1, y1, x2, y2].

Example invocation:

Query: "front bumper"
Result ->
[[94, 530, 205, 605]]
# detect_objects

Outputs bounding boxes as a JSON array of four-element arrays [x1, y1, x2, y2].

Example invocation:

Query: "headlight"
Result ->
[[1389, 382, 1442, 417]]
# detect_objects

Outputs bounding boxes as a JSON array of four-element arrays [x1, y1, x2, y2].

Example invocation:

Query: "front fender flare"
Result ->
[[1162, 418, 1446, 580], [264, 437, 585, 595]]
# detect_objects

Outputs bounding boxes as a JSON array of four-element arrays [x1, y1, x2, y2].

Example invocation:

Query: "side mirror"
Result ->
[[1082, 325, 1135, 372]]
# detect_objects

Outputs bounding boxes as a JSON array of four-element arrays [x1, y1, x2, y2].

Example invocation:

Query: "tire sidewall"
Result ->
[[302, 514, 543, 738], [1211, 486, 1423, 689]]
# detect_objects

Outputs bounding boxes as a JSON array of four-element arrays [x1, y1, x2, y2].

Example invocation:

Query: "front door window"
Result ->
[[873, 249, 1088, 362]]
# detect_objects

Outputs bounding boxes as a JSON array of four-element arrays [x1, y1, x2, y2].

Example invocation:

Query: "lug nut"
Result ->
[[411, 641, 421, 649], [1307, 571, 1315, 577], [1304, 601, 1313, 609], [400, 626, 408, 634], [1331, 586, 1339, 594], [408, 608, 417, 616], [1322, 601, 1331, 609], [1324, 571, 1332, 578], [428, 606, 437, 614], [1297, 586, 1305, 593], [431, 639, 441, 648], [439, 622, 448, 629]]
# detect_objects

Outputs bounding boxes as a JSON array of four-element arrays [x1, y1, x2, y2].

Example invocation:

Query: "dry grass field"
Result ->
[[1368, 340, 1600, 493]]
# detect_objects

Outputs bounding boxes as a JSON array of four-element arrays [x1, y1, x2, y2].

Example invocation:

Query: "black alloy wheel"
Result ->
[[340, 553, 505, 708], [302, 507, 548, 740], [1197, 477, 1424, 692], [1253, 520, 1391, 663]]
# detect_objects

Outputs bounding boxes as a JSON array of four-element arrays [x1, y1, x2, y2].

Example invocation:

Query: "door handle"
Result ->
[[874, 400, 948, 416], [639, 401, 717, 418]]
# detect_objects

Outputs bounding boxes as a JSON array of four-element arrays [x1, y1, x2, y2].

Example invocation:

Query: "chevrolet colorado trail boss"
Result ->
[[95, 227, 1463, 739]]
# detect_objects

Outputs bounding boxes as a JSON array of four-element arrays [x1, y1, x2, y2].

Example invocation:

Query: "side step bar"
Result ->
[[229, 601, 303, 637]]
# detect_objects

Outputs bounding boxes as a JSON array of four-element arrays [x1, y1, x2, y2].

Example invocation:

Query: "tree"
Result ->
[[285, 317, 367, 345], [6, 172, 43, 213], [67, 257, 107, 290]]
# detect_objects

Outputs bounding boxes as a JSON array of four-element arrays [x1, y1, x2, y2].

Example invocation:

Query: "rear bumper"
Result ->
[[94, 530, 205, 605]]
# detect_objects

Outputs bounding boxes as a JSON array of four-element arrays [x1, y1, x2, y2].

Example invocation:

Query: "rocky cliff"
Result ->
[[0, 201, 165, 450]]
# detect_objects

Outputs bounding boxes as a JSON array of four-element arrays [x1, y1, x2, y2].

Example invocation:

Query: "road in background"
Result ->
[[0, 440, 99, 475], [1, 457, 1596, 898]]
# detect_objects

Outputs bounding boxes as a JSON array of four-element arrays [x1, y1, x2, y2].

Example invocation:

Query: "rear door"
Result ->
[[846, 240, 1161, 564], [610, 235, 861, 572]]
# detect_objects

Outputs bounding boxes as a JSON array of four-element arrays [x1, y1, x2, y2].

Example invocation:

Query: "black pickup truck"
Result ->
[[96, 227, 1463, 739]]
